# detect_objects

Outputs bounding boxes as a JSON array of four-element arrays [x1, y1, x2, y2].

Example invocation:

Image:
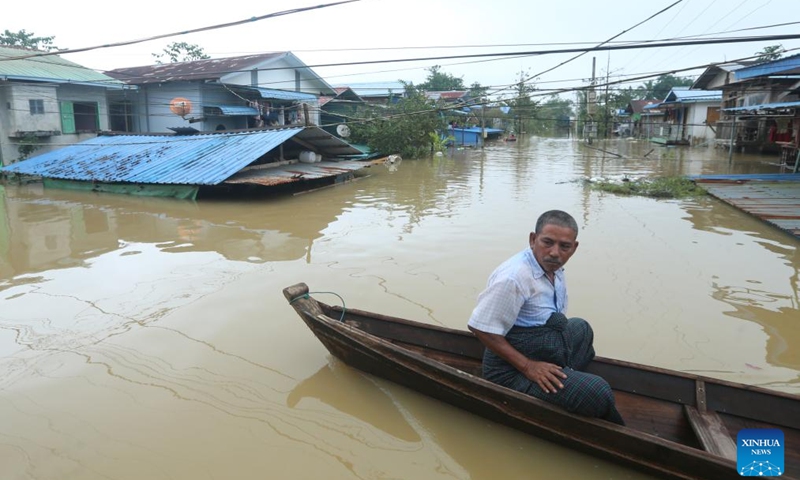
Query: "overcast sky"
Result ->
[[5, 0, 799, 99]]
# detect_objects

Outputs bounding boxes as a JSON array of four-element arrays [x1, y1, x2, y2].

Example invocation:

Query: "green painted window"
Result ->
[[60, 101, 99, 134]]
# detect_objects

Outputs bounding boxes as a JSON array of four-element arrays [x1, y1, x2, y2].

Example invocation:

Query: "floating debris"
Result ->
[[586, 175, 708, 199]]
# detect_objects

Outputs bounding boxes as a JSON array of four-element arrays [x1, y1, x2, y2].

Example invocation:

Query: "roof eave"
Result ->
[[0, 75, 129, 89]]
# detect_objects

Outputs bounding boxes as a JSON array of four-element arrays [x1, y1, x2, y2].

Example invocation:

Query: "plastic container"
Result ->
[[299, 151, 316, 163]]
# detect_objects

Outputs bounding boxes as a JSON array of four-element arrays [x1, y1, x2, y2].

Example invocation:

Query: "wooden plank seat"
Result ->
[[684, 405, 737, 460]]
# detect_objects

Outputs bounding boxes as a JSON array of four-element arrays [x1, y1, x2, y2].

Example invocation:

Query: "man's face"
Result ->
[[529, 224, 579, 275]]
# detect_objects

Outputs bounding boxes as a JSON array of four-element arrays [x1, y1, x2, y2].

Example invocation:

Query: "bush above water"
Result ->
[[587, 176, 708, 199]]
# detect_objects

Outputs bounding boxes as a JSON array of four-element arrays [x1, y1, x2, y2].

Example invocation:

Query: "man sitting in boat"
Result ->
[[467, 210, 624, 425]]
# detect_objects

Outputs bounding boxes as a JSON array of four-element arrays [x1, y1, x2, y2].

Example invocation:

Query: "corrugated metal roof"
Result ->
[[663, 88, 722, 104], [246, 87, 317, 101], [104, 52, 286, 84], [2, 127, 361, 185], [292, 127, 363, 155], [342, 81, 407, 98], [627, 100, 659, 114], [105, 52, 335, 95], [694, 175, 800, 238], [0, 46, 124, 87], [691, 63, 750, 89], [734, 53, 800, 81], [223, 160, 368, 187], [722, 101, 800, 113], [204, 104, 261, 116], [449, 127, 505, 135]]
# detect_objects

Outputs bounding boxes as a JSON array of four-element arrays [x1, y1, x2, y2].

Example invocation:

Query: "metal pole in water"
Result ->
[[728, 115, 737, 164]]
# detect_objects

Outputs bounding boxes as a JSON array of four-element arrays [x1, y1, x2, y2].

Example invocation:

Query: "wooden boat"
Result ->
[[283, 283, 800, 480], [505, 134, 517, 142]]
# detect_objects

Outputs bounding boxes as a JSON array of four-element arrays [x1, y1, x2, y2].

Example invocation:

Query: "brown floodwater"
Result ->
[[1, 138, 798, 479]]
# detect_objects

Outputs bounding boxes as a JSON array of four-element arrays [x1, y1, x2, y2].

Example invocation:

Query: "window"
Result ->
[[109, 101, 134, 132], [29, 99, 45, 115], [60, 101, 99, 134]]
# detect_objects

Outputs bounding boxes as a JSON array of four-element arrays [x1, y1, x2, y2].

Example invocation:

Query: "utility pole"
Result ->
[[586, 57, 596, 144], [604, 54, 611, 139], [728, 115, 737, 164], [481, 94, 486, 149]]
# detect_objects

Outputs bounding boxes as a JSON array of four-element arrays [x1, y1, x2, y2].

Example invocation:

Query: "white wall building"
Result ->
[[105, 52, 333, 134], [0, 46, 125, 166]]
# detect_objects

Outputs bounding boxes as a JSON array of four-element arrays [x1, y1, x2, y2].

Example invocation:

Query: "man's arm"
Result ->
[[468, 326, 567, 393]]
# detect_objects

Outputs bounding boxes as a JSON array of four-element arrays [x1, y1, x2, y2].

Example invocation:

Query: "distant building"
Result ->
[[623, 100, 660, 137], [693, 55, 800, 161], [342, 81, 408, 105], [646, 87, 722, 146]]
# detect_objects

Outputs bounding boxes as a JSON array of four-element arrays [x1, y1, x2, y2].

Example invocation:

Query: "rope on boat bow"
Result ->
[[289, 291, 347, 322]]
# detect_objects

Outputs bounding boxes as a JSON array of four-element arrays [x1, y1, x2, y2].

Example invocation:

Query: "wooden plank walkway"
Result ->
[[693, 174, 800, 239]]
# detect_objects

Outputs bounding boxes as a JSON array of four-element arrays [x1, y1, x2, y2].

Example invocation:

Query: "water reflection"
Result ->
[[682, 199, 800, 371], [0, 183, 349, 284], [1, 137, 797, 480], [288, 359, 652, 479], [288, 361, 421, 443]]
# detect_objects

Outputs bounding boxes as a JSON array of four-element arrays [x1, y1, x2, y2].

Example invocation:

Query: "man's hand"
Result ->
[[522, 360, 567, 393], [468, 327, 568, 394]]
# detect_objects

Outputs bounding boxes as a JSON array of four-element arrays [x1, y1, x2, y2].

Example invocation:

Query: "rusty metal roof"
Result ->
[[105, 52, 286, 84], [2, 127, 363, 185], [223, 160, 368, 187], [104, 52, 335, 95], [694, 174, 800, 238]]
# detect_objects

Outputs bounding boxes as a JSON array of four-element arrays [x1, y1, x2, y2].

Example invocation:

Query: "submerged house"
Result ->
[[3, 52, 371, 199], [103, 52, 334, 133], [623, 100, 659, 138], [693, 55, 800, 161], [647, 87, 722, 146], [1, 127, 364, 200], [0, 46, 127, 166]]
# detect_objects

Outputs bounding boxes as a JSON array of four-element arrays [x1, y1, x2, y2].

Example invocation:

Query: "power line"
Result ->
[[486, 0, 685, 98], [84, 33, 800, 87], [0, 1, 359, 62]]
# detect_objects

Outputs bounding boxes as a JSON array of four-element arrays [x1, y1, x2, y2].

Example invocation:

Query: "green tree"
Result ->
[[418, 65, 465, 91], [755, 44, 784, 62], [152, 42, 210, 64], [0, 29, 58, 51], [642, 74, 694, 101], [350, 84, 442, 158], [529, 95, 573, 136], [468, 81, 488, 99]]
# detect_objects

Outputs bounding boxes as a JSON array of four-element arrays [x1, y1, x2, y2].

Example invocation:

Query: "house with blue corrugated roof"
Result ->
[[693, 54, 800, 163], [104, 52, 335, 134], [0, 46, 127, 166], [2, 52, 374, 199], [340, 81, 408, 105], [647, 86, 722, 146]]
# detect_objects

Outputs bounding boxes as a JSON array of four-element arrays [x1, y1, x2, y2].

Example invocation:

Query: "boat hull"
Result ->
[[284, 283, 799, 480]]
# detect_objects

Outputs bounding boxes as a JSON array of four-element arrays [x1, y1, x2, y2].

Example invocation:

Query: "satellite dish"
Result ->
[[169, 97, 193, 117], [336, 124, 351, 138]]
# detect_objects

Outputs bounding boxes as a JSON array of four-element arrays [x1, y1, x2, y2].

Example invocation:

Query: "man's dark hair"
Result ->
[[535, 210, 579, 235]]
